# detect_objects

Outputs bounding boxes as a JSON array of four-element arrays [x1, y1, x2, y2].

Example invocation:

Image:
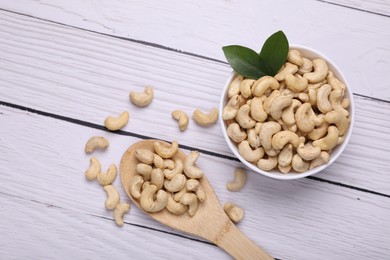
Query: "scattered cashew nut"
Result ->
[[226, 168, 247, 192], [103, 185, 120, 210], [172, 110, 189, 131], [104, 111, 129, 131], [129, 86, 154, 107], [114, 202, 130, 227], [224, 202, 244, 223], [192, 108, 219, 126], [85, 136, 109, 154], [97, 164, 117, 186], [85, 157, 101, 181]]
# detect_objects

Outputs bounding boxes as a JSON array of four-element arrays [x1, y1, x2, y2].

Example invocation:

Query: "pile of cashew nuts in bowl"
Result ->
[[219, 45, 354, 180]]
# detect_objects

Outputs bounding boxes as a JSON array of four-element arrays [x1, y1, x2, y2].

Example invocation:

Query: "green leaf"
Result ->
[[222, 45, 267, 79], [259, 30, 289, 76]]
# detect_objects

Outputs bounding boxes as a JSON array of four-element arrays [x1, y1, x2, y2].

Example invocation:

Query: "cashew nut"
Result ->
[[97, 164, 117, 186], [274, 62, 299, 81], [166, 195, 188, 215], [195, 185, 206, 202], [291, 154, 309, 172], [252, 76, 280, 97], [257, 156, 278, 171], [103, 185, 120, 210], [312, 125, 339, 150], [308, 122, 329, 140], [341, 98, 350, 109], [247, 128, 260, 148], [271, 130, 300, 150], [135, 149, 155, 165], [287, 49, 304, 66], [235, 104, 256, 129], [192, 108, 219, 126], [317, 84, 333, 113], [250, 97, 267, 122], [327, 71, 346, 91], [297, 58, 313, 75], [309, 151, 330, 169], [285, 74, 308, 92], [227, 123, 247, 143], [224, 202, 244, 223], [228, 74, 244, 98], [223, 94, 246, 120], [163, 159, 175, 170], [269, 95, 293, 120], [85, 136, 109, 154], [114, 202, 130, 227], [329, 89, 349, 117], [140, 184, 168, 213], [104, 111, 129, 131], [164, 173, 186, 192], [129, 175, 144, 199], [226, 168, 247, 192], [85, 156, 101, 181], [136, 163, 152, 181], [282, 99, 302, 126], [239, 79, 255, 98], [278, 144, 293, 167], [324, 110, 350, 136], [153, 154, 164, 169], [163, 159, 183, 180], [278, 164, 292, 174], [173, 187, 187, 202], [303, 59, 328, 83], [186, 179, 200, 191], [308, 88, 317, 107], [183, 151, 204, 179], [172, 110, 189, 131], [154, 141, 178, 159], [181, 193, 199, 217], [297, 142, 321, 161], [151, 168, 164, 190], [263, 90, 281, 114], [129, 86, 154, 107], [295, 103, 321, 133], [259, 121, 282, 150], [238, 140, 264, 163]]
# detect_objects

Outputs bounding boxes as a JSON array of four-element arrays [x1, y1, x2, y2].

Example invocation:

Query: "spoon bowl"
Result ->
[[120, 139, 273, 260]]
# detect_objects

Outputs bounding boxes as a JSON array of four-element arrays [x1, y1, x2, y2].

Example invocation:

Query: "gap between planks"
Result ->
[[1, 99, 389, 199]]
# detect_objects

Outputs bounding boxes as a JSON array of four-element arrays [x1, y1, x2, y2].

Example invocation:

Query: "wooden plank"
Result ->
[[0, 10, 389, 194], [323, 0, 390, 16], [1, 106, 390, 259], [0, 0, 389, 99], [0, 194, 226, 259]]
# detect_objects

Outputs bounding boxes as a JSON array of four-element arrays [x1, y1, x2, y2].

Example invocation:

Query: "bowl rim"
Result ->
[[219, 44, 355, 180]]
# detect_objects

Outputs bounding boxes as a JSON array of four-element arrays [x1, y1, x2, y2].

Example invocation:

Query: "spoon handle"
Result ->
[[215, 221, 274, 260]]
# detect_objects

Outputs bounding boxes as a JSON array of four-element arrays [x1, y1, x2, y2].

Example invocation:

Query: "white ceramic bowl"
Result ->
[[219, 45, 355, 180]]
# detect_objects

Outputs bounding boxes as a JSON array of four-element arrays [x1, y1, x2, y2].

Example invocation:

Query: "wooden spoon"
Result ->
[[120, 139, 273, 260]]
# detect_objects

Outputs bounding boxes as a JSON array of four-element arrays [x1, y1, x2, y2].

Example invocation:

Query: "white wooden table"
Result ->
[[1, 1, 389, 259]]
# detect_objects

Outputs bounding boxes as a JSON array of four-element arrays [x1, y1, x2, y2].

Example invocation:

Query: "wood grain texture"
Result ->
[[0, 0, 389, 99], [1, 105, 390, 259], [0, 10, 389, 194], [0, 193, 227, 259], [322, 0, 390, 16]]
